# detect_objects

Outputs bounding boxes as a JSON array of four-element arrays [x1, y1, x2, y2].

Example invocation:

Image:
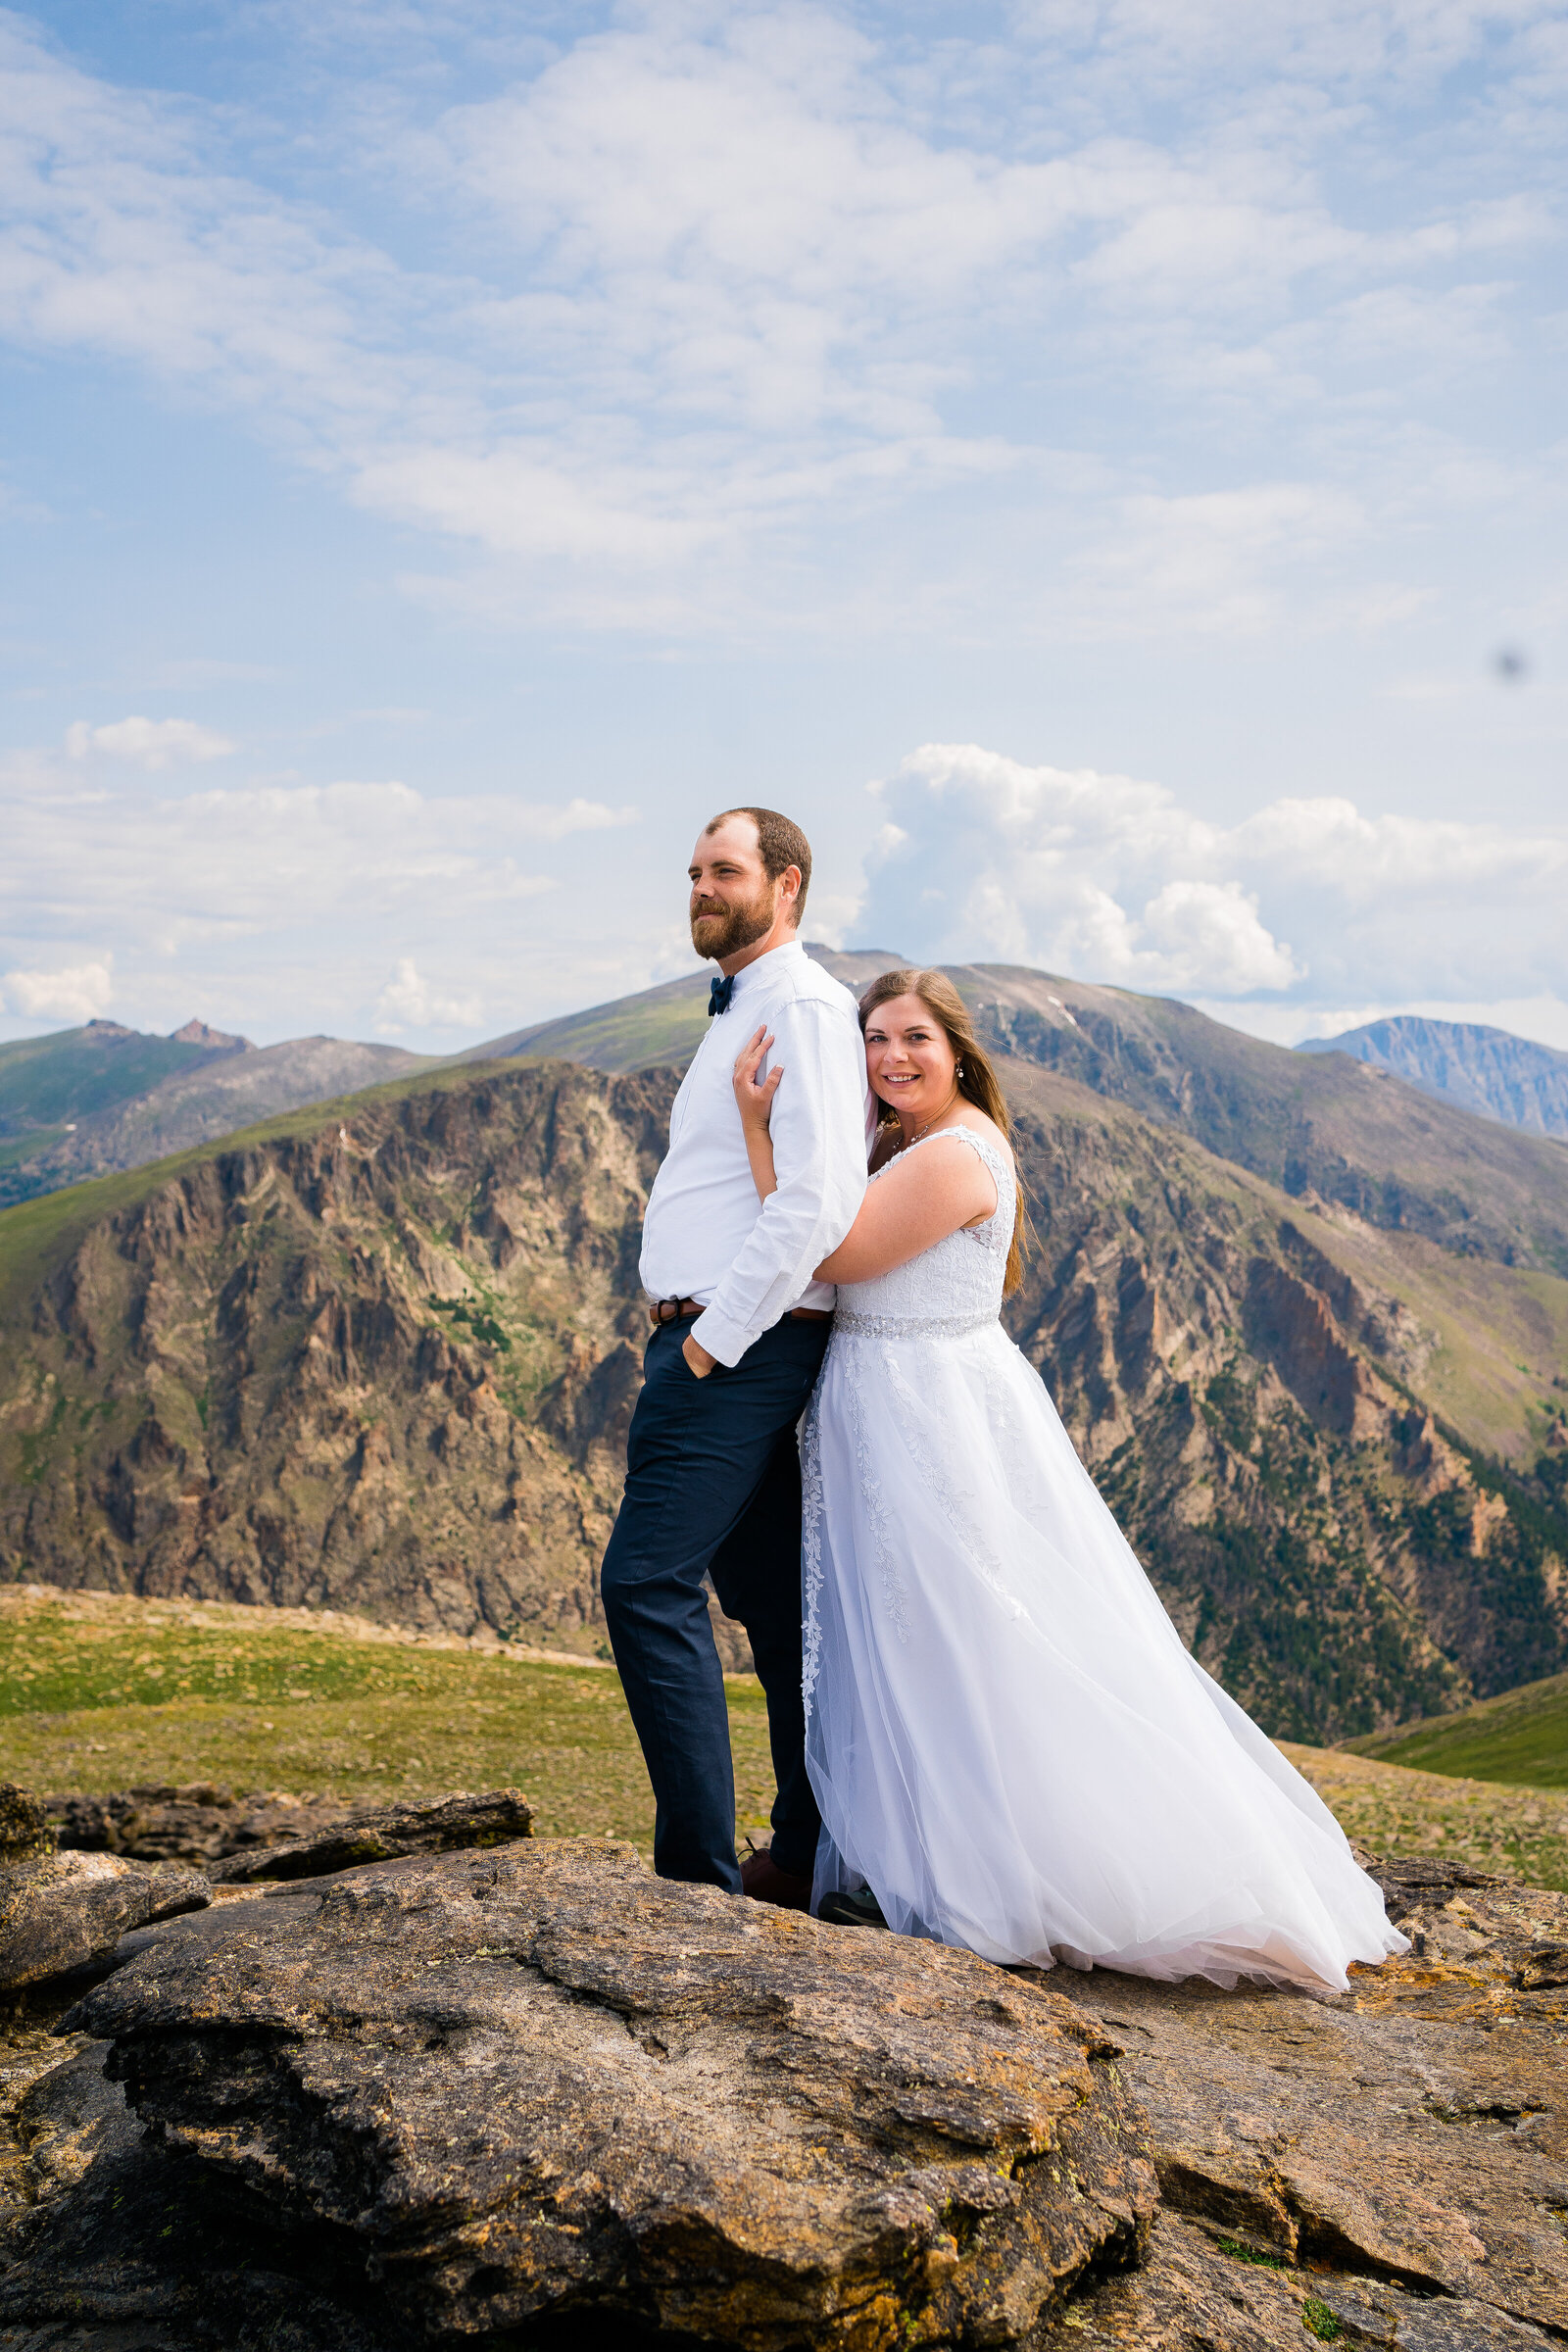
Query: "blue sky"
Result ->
[[2, 0, 1564, 1053]]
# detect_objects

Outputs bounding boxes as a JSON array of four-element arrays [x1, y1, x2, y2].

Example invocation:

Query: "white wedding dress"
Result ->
[[802, 1125, 1406, 1992]]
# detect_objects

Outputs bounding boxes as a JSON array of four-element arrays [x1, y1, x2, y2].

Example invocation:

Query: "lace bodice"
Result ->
[[834, 1126, 1015, 1338]]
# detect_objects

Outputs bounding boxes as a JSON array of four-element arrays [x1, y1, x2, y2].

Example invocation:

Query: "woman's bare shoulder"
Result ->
[[949, 1107, 1014, 1163]]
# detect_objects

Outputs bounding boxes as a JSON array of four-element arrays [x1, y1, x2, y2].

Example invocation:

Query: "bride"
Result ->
[[732, 966, 1405, 1993]]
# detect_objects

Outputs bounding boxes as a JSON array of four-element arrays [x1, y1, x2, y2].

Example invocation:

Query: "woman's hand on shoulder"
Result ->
[[732, 1026, 782, 1135]]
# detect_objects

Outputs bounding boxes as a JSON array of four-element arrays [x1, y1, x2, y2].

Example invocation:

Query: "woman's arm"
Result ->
[[814, 1129, 998, 1285], [731, 1025, 782, 1204]]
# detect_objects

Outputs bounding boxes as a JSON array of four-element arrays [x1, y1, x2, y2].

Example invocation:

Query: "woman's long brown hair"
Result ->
[[858, 967, 1031, 1296]]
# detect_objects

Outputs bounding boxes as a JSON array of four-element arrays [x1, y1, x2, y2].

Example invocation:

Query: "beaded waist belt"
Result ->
[[833, 1307, 1001, 1340]]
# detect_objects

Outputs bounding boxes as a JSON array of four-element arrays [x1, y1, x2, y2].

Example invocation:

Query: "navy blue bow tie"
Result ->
[[708, 973, 735, 1018]]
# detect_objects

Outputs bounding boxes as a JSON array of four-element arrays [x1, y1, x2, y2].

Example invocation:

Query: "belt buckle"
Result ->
[[655, 1297, 684, 1326]]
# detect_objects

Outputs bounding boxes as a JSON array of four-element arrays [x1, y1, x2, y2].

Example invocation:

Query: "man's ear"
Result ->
[[779, 863, 803, 913]]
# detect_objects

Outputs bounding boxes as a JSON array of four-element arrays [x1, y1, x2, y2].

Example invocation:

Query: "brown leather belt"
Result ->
[[649, 1298, 833, 1328]]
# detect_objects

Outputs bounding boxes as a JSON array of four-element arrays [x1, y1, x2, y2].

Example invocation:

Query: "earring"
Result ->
[[956, 1061, 964, 1077]]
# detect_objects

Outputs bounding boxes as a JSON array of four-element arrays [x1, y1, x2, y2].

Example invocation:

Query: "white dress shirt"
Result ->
[[639, 939, 870, 1368]]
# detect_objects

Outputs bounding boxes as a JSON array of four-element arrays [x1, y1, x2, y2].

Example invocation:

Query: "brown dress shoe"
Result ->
[[739, 1843, 812, 1911]]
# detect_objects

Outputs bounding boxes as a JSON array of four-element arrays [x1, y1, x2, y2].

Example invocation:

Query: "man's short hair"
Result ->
[[705, 807, 811, 925]]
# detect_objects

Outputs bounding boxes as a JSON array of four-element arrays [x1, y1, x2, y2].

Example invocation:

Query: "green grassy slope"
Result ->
[[469, 973, 713, 1074], [0, 1024, 215, 1134], [1347, 1672, 1568, 1788], [0, 1587, 773, 1851], [9, 1587, 1568, 1889]]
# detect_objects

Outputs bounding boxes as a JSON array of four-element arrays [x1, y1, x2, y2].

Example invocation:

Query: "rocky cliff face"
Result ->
[[3, 1056, 1565, 1738], [0, 1066, 671, 1654], [955, 966, 1568, 1277]]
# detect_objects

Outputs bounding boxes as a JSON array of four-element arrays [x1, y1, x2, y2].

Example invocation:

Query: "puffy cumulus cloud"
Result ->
[[1139, 880, 1299, 994], [374, 957, 482, 1033], [0, 959, 114, 1022], [858, 744, 1567, 1005], [66, 716, 236, 769]]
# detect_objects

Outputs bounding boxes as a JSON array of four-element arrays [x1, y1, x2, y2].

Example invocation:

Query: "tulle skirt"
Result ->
[[802, 1322, 1406, 1992]]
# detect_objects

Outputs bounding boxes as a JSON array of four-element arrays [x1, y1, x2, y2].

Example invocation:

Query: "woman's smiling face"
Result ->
[[863, 993, 958, 1123]]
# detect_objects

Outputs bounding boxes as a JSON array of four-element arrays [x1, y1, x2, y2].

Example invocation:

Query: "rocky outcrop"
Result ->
[[47, 1782, 366, 1865], [1243, 1253, 1390, 1441], [4, 1845, 1568, 2346], [0, 2035, 399, 2350], [69, 1840, 1156, 2348], [1081, 1850, 1568, 2345], [47, 1782, 533, 1880], [0, 1849, 209, 1989], [209, 1787, 532, 1881]]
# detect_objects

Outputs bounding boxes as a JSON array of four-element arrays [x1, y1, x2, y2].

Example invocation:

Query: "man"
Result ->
[[600, 808, 868, 1907]]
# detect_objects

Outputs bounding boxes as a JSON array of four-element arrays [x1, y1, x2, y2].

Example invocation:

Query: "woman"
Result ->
[[732, 967, 1404, 1992]]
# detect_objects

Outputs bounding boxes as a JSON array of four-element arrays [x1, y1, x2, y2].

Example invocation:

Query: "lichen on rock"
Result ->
[[0, 1846, 210, 1990]]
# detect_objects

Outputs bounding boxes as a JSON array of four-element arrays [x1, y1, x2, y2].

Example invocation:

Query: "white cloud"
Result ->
[[858, 743, 1568, 1004], [1140, 880, 1301, 994], [375, 956, 482, 1032], [518, 797, 638, 842], [66, 716, 237, 769], [0, 750, 647, 1044], [0, 770, 619, 947], [1, 958, 114, 1022], [0, 4, 1558, 635]]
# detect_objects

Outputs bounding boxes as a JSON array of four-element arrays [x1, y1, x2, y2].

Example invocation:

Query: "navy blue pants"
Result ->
[[600, 1312, 830, 1890]]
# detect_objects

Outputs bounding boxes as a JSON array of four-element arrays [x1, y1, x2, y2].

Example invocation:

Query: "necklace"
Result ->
[[889, 1087, 961, 1154]]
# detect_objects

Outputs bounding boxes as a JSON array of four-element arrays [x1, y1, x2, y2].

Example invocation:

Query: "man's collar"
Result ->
[[723, 937, 806, 992]]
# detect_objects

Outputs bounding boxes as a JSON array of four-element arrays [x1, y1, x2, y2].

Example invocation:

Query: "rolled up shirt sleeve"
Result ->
[[689, 999, 866, 1367]]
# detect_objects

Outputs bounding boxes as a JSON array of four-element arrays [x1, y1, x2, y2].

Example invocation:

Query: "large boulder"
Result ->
[[71, 1838, 1156, 2348], [0, 2039, 403, 2351], [0, 1850, 210, 1990]]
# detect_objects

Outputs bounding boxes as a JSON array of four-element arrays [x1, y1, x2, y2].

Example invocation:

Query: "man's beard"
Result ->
[[690, 887, 776, 962]]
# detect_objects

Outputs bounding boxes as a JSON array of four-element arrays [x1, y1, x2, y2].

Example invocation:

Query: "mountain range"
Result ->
[[9, 989, 1566, 1225], [0, 1019, 432, 1208], [1, 946, 1565, 1743], [1298, 1014, 1568, 1141], [482, 957, 1568, 1275]]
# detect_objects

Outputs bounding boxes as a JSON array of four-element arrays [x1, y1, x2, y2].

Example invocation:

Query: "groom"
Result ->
[[600, 808, 868, 1906]]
